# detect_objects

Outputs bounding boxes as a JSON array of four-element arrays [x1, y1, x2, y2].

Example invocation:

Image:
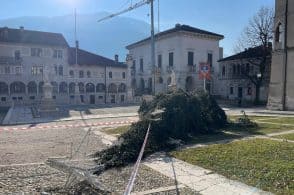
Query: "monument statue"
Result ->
[[39, 65, 58, 117], [169, 70, 176, 86], [168, 70, 177, 91], [43, 66, 53, 99]]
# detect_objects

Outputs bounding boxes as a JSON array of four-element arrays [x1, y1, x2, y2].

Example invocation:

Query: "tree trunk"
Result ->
[[254, 84, 260, 105]]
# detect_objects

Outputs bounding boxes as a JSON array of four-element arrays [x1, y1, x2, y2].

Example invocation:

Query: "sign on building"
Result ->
[[198, 62, 211, 80]]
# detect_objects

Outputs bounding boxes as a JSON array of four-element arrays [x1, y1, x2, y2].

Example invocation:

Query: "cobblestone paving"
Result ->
[[0, 118, 197, 194], [0, 163, 197, 194], [0, 164, 66, 194]]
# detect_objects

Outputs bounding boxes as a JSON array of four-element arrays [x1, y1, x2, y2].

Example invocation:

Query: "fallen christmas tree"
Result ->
[[93, 90, 227, 174]]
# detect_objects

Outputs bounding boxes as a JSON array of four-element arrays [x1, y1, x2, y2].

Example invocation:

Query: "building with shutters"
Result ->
[[217, 46, 271, 104], [0, 27, 128, 107], [126, 24, 224, 96]]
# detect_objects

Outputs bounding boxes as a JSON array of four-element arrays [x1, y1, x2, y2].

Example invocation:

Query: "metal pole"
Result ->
[[150, 0, 156, 95], [204, 78, 206, 92], [104, 64, 107, 104], [157, 0, 160, 33], [75, 8, 78, 65]]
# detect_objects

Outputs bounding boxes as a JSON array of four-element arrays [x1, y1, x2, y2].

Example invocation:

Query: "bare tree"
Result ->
[[235, 6, 274, 105]]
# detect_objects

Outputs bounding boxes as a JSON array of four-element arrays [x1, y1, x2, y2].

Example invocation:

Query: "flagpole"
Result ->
[[75, 8, 78, 65]]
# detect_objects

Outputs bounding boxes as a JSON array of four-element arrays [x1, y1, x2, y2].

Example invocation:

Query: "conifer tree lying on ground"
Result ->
[[93, 90, 227, 174]]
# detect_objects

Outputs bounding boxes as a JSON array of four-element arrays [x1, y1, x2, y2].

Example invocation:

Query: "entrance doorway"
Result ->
[[110, 95, 116, 103], [90, 95, 95, 104], [238, 87, 243, 98]]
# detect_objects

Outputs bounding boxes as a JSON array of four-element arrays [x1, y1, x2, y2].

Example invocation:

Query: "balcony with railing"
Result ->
[[166, 66, 174, 73], [152, 66, 162, 75], [187, 65, 197, 73]]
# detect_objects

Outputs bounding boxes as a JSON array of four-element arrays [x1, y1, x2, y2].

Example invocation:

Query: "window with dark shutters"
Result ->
[[169, 52, 173, 67], [188, 52, 194, 66]]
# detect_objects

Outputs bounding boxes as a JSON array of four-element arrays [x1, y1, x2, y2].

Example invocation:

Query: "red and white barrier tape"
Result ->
[[124, 122, 151, 195], [0, 120, 137, 132]]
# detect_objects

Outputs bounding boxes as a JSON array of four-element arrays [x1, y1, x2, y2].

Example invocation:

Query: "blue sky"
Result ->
[[0, 0, 274, 56]]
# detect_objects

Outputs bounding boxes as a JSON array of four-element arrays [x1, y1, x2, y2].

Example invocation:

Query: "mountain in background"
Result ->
[[0, 12, 151, 60]]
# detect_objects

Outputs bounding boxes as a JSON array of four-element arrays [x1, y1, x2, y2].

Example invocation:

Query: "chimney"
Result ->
[[219, 47, 223, 59], [175, 23, 181, 28], [19, 26, 24, 31], [114, 54, 119, 63]]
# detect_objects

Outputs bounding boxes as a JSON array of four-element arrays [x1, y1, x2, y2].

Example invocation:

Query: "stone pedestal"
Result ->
[[168, 84, 177, 92], [39, 82, 59, 117]]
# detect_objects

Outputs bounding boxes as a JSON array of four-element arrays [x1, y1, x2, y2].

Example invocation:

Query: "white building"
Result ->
[[217, 46, 271, 105], [0, 27, 128, 107], [126, 24, 224, 96]]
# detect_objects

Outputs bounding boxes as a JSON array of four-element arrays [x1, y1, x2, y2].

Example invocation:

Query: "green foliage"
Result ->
[[171, 139, 294, 195], [233, 110, 258, 128], [102, 125, 130, 136], [273, 133, 294, 141], [94, 90, 227, 171]]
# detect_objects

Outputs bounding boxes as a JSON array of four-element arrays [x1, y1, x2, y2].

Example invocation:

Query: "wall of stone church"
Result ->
[[268, 0, 294, 110]]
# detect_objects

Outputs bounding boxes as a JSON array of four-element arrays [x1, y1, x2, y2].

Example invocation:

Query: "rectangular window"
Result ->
[[39, 67, 43, 75], [140, 58, 144, 72], [230, 87, 234, 95], [58, 66, 63, 76], [54, 66, 58, 75], [132, 60, 136, 70], [188, 52, 194, 66], [121, 95, 125, 102], [69, 70, 74, 77], [233, 65, 236, 75], [158, 54, 162, 68], [169, 52, 174, 67], [207, 53, 213, 67], [1, 97, 6, 102], [5, 66, 10, 74], [31, 48, 42, 57], [31, 66, 43, 75], [247, 87, 252, 95], [53, 50, 63, 59], [31, 67, 37, 75], [222, 66, 226, 76], [87, 71, 91, 78], [15, 67, 21, 74], [14, 50, 21, 60], [79, 71, 84, 78]]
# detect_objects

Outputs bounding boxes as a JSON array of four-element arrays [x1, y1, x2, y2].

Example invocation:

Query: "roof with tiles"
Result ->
[[126, 24, 224, 49], [218, 46, 272, 62], [68, 47, 127, 68], [0, 27, 69, 47]]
